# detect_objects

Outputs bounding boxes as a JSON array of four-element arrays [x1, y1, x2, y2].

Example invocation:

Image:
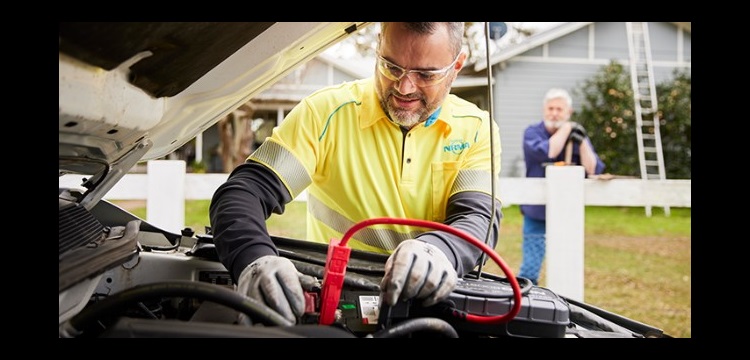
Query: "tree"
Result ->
[[216, 103, 256, 172], [655, 69, 691, 179], [573, 61, 691, 179]]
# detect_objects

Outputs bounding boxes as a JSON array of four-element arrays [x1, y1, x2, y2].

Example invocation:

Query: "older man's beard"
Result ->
[[544, 119, 563, 129], [544, 116, 570, 130]]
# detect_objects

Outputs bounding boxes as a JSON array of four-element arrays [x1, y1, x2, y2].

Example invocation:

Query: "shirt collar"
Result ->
[[424, 106, 441, 127], [360, 78, 387, 128]]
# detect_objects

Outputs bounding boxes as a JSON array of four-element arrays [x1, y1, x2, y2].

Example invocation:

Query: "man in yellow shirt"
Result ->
[[210, 22, 503, 324]]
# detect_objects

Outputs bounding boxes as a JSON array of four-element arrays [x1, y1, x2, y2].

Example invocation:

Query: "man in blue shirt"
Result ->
[[519, 88, 605, 285]]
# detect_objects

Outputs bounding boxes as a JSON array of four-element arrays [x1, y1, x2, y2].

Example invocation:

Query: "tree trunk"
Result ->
[[217, 104, 255, 172]]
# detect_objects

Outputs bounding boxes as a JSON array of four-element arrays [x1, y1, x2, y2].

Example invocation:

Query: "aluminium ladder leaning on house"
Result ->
[[626, 22, 669, 217]]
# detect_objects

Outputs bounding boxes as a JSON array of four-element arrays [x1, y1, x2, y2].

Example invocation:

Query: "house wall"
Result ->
[[490, 22, 691, 178]]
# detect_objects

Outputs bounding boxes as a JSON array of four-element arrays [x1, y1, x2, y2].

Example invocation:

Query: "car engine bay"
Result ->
[[58, 191, 668, 338]]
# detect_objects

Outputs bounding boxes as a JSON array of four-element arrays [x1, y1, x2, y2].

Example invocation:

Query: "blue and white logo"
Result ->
[[444, 140, 470, 155]]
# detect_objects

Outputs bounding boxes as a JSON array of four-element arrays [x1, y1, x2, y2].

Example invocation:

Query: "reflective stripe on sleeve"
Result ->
[[308, 195, 422, 251], [249, 141, 312, 198], [450, 169, 494, 196]]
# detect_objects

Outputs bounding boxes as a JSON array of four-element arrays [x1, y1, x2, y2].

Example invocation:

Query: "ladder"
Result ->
[[626, 22, 669, 217]]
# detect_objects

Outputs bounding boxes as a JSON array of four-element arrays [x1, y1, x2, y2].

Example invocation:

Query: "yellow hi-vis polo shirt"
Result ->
[[249, 77, 501, 254]]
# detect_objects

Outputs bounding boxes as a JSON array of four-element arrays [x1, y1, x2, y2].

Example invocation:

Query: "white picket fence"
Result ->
[[59, 160, 691, 301]]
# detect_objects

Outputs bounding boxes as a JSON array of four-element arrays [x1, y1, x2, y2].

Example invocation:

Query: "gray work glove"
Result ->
[[237, 255, 317, 323], [568, 121, 588, 144], [380, 239, 458, 307]]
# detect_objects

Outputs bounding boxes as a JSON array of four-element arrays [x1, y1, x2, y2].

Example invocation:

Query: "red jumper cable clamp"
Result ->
[[318, 237, 351, 325]]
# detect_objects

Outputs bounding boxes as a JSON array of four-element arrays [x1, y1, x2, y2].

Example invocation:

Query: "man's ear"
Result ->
[[455, 52, 468, 71]]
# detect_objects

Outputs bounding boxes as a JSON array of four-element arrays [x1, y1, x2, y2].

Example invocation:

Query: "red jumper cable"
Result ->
[[318, 217, 522, 325]]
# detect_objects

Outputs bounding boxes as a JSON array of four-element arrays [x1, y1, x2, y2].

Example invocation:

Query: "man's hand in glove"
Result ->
[[568, 121, 588, 144], [236, 255, 317, 323], [380, 239, 457, 307]]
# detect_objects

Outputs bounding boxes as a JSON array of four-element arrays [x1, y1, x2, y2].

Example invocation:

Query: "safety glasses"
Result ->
[[376, 52, 460, 87]]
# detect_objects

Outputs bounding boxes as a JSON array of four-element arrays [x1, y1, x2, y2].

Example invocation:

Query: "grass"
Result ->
[[116, 200, 691, 338]]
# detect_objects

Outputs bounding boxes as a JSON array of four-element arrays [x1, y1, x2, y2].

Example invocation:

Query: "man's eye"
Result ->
[[387, 65, 403, 76], [417, 72, 439, 81]]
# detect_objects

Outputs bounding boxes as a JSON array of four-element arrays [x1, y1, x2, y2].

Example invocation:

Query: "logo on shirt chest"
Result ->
[[443, 139, 470, 155]]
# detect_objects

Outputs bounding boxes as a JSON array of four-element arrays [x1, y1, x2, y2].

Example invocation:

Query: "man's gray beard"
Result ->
[[544, 119, 565, 129], [389, 107, 423, 128], [378, 94, 427, 128]]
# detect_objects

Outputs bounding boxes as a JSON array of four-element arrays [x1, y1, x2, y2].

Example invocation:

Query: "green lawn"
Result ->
[[118, 200, 691, 338]]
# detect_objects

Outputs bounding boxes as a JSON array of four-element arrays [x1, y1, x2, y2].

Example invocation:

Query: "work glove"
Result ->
[[568, 121, 588, 144], [380, 239, 457, 307], [236, 255, 317, 324]]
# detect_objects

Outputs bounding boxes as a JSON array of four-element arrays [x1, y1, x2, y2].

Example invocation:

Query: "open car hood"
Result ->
[[59, 22, 368, 209]]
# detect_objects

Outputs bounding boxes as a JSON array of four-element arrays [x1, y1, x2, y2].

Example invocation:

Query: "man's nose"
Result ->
[[395, 74, 418, 94]]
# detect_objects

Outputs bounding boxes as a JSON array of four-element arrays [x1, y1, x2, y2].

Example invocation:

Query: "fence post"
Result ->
[[147, 160, 185, 233], [545, 166, 585, 301]]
